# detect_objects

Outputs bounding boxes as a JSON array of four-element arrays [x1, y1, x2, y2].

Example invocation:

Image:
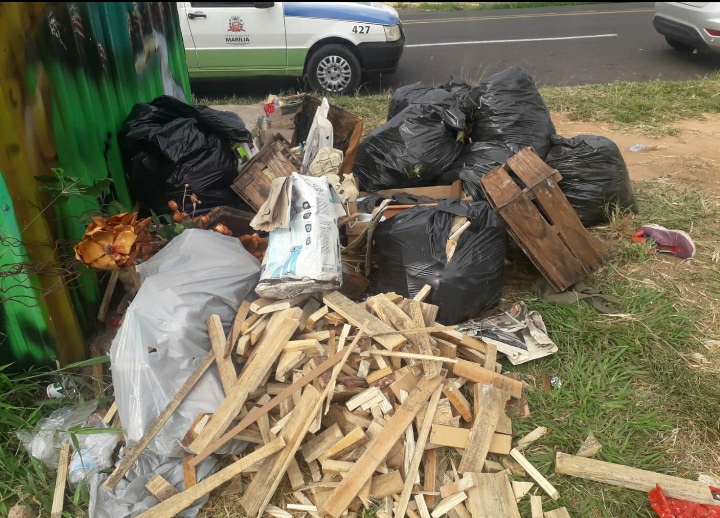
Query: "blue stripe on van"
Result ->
[[283, 3, 398, 25]]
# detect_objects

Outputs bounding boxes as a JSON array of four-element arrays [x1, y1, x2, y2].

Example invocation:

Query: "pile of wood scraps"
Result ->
[[102, 288, 573, 518]]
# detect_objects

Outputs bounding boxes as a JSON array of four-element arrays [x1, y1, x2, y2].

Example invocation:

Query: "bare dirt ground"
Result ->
[[553, 113, 720, 190]]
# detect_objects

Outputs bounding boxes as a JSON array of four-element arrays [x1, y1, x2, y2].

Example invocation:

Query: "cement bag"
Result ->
[[471, 67, 555, 158], [353, 104, 464, 191], [110, 229, 260, 457], [436, 141, 519, 198], [373, 199, 507, 325], [545, 134, 638, 227], [256, 173, 345, 299]]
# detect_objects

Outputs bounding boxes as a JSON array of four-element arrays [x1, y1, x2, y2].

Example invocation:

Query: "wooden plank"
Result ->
[[414, 285, 432, 303], [530, 495, 543, 518], [146, 474, 179, 501], [424, 449, 438, 508], [555, 452, 719, 506], [544, 509, 571, 518], [443, 381, 472, 422], [366, 367, 393, 384], [510, 449, 559, 501], [431, 492, 468, 518], [516, 426, 547, 451], [285, 339, 323, 353], [409, 301, 440, 377], [206, 315, 236, 395], [188, 308, 301, 455], [482, 342, 497, 372], [227, 300, 251, 357], [298, 297, 323, 332], [324, 292, 405, 350], [440, 474, 478, 498], [479, 164, 523, 210], [458, 385, 510, 473], [182, 456, 196, 489], [103, 402, 118, 425], [370, 471, 404, 499], [241, 386, 322, 516], [576, 432, 602, 458], [415, 494, 433, 518], [307, 305, 329, 330], [136, 438, 285, 518], [430, 424, 470, 449], [483, 460, 505, 473], [466, 473, 521, 518], [319, 427, 367, 461], [239, 313, 261, 335], [104, 350, 215, 490], [51, 443, 70, 518], [302, 423, 344, 463], [287, 456, 305, 491], [453, 360, 523, 399], [511, 481, 534, 501], [489, 433, 512, 455], [396, 384, 444, 518], [319, 374, 445, 518]]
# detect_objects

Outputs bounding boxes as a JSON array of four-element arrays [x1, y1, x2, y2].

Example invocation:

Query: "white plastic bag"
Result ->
[[67, 413, 119, 486], [301, 98, 333, 174], [255, 173, 345, 299], [110, 229, 260, 456]]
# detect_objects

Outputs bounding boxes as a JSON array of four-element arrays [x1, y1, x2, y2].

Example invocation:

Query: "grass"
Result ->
[[393, 2, 599, 11]]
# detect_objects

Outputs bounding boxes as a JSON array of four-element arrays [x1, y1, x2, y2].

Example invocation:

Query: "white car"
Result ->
[[654, 2, 720, 52], [178, 2, 405, 94]]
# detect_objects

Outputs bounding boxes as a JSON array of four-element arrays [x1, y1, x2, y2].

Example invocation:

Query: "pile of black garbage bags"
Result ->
[[357, 67, 637, 324]]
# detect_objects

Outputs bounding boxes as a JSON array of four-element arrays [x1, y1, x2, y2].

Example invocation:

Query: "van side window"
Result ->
[[189, 2, 255, 7]]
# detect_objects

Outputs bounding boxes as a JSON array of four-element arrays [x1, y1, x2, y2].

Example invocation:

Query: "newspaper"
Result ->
[[458, 302, 557, 365]]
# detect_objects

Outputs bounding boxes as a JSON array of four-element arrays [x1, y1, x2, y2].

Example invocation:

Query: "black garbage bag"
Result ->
[[545, 134, 638, 227], [439, 77, 482, 117], [387, 84, 458, 120], [119, 95, 252, 215], [471, 67, 555, 158], [436, 142, 519, 200], [353, 104, 464, 192], [373, 199, 507, 325]]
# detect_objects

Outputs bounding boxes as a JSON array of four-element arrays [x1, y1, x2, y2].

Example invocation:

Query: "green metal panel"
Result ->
[[0, 2, 191, 368]]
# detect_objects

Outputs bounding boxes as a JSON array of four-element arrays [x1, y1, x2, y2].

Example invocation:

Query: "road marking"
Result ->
[[405, 33, 618, 48], [402, 8, 653, 25]]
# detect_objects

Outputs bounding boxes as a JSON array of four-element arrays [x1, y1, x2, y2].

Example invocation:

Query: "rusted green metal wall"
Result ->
[[0, 2, 191, 368]]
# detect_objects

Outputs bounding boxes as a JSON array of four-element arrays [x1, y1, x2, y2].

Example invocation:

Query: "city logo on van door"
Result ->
[[226, 16, 250, 45]]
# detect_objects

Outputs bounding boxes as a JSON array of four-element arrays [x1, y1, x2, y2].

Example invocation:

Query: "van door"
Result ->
[[179, 2, 287, 73]]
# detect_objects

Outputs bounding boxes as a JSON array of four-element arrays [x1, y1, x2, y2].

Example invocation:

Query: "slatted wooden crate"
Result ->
[[480, 147, 611, 292]]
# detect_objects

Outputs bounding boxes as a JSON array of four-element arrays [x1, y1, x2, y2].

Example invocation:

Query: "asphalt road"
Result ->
[[191, 2, 720, 98]]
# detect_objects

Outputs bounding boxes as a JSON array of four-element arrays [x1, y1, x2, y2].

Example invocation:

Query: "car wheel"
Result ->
[[306, 44, 361, 95], [665, 36, 694, 51]]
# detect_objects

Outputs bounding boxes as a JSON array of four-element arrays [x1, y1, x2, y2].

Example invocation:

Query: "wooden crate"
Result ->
[[231, 134, 302, 212], [480, 147, 611, 292], [291, 95, 363, 176]]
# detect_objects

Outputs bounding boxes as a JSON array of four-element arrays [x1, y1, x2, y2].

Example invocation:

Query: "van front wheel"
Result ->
[[306, 45, 361, 95]]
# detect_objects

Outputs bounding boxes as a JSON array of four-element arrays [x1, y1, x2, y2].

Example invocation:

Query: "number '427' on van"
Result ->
[[178, 2, 405, 94]]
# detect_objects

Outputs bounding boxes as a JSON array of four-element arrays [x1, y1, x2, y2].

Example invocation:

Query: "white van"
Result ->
[[178, 2, 405, 94]]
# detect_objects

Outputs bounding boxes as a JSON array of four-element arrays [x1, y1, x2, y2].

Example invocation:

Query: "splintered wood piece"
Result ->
[[415, 494, 433, 518], [424, 449, 438, 508], [408, 301, 440, 377], [432, 329, 486, 355], [530, 495, 543, 518], [458, 385, 510, 473], [430, 424, 469, 449], [320, 375, 445, 518], [576, 432, 602, 458], [324, 292, 405, 350], [135, 438, 285, 518], [431, 492, 468, 518], [544, 509, 571, 518], [285, 339, 323, 353], [511, 481, 534, 501], [390, 365, 423, 401], [103, 402, 118, 425], [443, 381, 472, 422], [302, 423, 344, 463], [396, 384, 444, 518], [440, 474, 478, 498], [241, 386, 322, 516], [322, 459, 355, 474], [287, 456, 305, 491], [276, 350, 306, 382], [482, 342, 497, 371], [306, 305, 329, 329], [414, 285, 432, 302], [298, 297, 323, 332], [227, 300, 252, 357], [447, 503, 472, 518], [510, 449, 559, 501], [319, 427, 367, 461], [146, 474, 179, 501], [516, 426, 547, 451], [253, 294, 311, 315], [183, 456, 197, 489], [104, 351, 215, 490], [483, 460, 505, 473], [370, 471, 404, 499], [206, 315, 236, 395], [555, 452, 719, 506], [189, 309, 301, 455], [366, 367, 393, 384], [236, 334, 251, 357], [467, 472, 521, 518], [239, 313, 261, 335], [324, 324, 354, 414], [51, 443, 70, 518], [453, 360, 523, 399]]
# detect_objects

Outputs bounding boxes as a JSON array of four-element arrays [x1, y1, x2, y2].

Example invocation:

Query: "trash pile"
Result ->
[[26, 66, 717, 518]]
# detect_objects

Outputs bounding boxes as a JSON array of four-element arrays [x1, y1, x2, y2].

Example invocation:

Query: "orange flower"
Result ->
[[74, 212, 153, 270]]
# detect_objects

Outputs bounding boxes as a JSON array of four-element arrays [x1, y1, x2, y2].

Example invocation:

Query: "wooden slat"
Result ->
[[227, 300, 251, 357], [424, 448, 438, 508], [188, 309, 301, 455], [544, 509, 571, 518], [458, 385, 510, 473], [319, 375, 445, 518], [516, 426, 547, 451], [554, 452, 719, 506], [51, 444, 70, 518], [510, 449, 559, 501], [302, 423, 344, 463], [136, 438, 286, 518], [324, 292, 405, 350], [453, 360, 523, 399], [370, 471, 404, 499], [206, 315, 236, 395], [440, 474, 479, 498], [104, 350, 215, 490], [443, 380, 472, 422], [479, 164, 522, 210], [466, 472, 521, 518], [146, 474, 179, 501], [576, 432, 602, 458], [530, 495, 544, 518], [505, 148, 558, 189]]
